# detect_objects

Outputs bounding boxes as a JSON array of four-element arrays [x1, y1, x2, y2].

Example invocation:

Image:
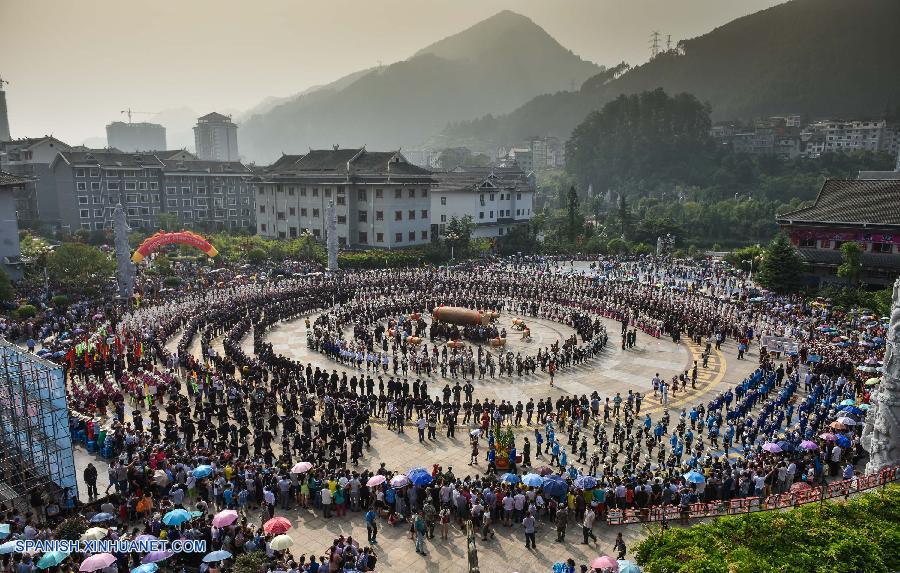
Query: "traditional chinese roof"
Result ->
[[0, 169, 30, 187], [777, 179, 900, 228], [798, 248, 900, 271], [262, 148, 432, 179]]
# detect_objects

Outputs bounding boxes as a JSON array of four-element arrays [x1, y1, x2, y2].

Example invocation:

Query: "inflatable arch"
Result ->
[[131, 230, 218, 263]]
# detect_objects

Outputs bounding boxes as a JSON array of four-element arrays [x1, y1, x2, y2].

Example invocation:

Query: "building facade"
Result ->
[[0, 136, 72, 226], [161, 160, 254, 231], [776, 179, 900, 286], [431, 165, 535, 239], [194, 112, 239, 162], [0, 171, 28, 279], [105, 121, 166, 152], [254, 148, 434, 248]]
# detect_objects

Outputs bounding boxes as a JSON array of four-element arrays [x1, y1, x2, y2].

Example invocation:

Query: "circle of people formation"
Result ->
[[0, 256, 888, 573]]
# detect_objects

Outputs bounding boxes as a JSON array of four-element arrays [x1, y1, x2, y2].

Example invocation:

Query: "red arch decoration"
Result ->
[[131, 230, 218, 263]]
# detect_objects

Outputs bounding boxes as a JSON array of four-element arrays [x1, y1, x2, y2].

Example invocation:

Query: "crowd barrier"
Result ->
[[606, 466, 898, 526]]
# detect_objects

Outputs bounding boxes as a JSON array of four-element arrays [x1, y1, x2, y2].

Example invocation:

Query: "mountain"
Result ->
[[238, 10, 600, 162], [438, 0, 900, 152]]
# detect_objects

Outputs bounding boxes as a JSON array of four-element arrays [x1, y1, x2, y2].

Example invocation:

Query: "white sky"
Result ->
[[0, 0, 784, 145]]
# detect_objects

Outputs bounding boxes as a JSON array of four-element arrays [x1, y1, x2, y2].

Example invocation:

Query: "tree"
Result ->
[[617, 194, 633, 240], [725, 244, 765, 272], [444, 215, 475, 259], [755, 234, 805, 293], [837, 241, 863, 286], [0, 268, 13, 304], [156, 213, 180, 232], [46, 243, 115, 295], [566, 186, 580, 242]]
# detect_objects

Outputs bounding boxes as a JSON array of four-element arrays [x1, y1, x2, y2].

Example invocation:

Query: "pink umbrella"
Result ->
[[819, 433, 837, 441], [761, 442, 782, 453], [80, 554, 116, 572], [141, 551, 174, 564], [366, 475, 386, 487], [799, 440, 819, 450], [290, 461, 313, 474], [590, 555, 619, 572], [263, 517, 291, 535], [212, 509, 238, 528]]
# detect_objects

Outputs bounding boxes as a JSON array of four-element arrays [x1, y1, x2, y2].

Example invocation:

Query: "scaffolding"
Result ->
[[0, 340, 77, 511]]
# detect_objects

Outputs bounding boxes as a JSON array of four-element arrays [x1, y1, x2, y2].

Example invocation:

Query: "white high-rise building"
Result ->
[[194, 112, 239, 161]]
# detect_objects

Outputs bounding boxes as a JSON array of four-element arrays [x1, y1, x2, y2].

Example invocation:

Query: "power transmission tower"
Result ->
[[649, 31, 661, 58], [667, 34, 672, 52]]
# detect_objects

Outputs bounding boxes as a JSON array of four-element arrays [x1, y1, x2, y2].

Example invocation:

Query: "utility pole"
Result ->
[[666, 34, 672, 52], [649, 31, 661, 58]]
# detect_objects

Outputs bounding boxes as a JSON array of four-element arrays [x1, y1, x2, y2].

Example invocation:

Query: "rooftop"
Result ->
[[264, 148, 432, 178], [162, 159, 252, 174], [55, 150, 165, 168], [776, 179, 900, 227], [197, 112, 233, 123], [433, 165, 533, 192], [0, 169, 31, 187]]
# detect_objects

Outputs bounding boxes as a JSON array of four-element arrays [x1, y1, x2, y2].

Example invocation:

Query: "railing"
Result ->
[[606, 466, 898, 526]]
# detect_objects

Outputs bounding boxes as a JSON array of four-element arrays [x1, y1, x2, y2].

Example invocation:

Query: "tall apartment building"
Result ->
[[0, 136, 72, 225], [254, 148, 434, 247], [194, 112, 239, 161], [161, 160, 254, 231], [106, 121, 166, 152], [431, 165, 535, 239]]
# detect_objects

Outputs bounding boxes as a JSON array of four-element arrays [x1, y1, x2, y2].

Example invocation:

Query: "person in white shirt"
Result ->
[[581, 508, 597, 544], [321, 487, 333, 518]]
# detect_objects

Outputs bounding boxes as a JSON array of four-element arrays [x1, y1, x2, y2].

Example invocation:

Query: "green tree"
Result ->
[[566, 185, 581, 242], [755, 234, 805, 293], [156, 213, 180, 232], [0, 268, 13, 304], [151, 254, 173, 276], [725, 244, 765, 272], [444, 215, 475, 259], [837, 241, 863, 286], [46, 243, 116, 295]]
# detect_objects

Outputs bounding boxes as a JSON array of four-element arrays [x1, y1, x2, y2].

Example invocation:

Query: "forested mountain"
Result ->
[[439, 0, 900, 151], [238, 10, 600, 162]]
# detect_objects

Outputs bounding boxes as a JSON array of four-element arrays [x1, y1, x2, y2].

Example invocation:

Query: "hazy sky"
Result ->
[[0, 0, 783, 145]]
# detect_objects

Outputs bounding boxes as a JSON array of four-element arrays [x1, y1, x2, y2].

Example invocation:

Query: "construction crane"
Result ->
[[120, 108, 158, 123]]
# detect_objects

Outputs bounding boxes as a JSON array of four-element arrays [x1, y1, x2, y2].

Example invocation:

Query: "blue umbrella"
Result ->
[[839, 399, 855, 406], [37, 552, 69, 570], [131, 564, 159, 573], [841, 406, 864, 416], [202, 550, 233, 563], [90, 513, 115, 523], [192, 465, 214, 478], [684, 471, 706, 484], [0, 523, 8, 540], [500, 473, 520, 484], [617, 561, 642, 573], [521, 473, 544, 487], [0, 542, 17, 555], [835, 435, 851, 448], [541, 475, 568, 498], [777, 440, 794, 453], [573, 475, 598, 490], [406, 467, 433, 487], [162, 509, 191, 526]]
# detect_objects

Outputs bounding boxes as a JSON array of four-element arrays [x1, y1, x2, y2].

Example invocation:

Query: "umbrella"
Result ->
[[153, 470, 169, 486], [829, 421, 847, 430], [617, 562, 641, 573], [799, 440, 819, 450], [81, 527, 108, 540], [762, 442, 782, 453], [542, 475, 568, 498], [536, 466, 554, 476], [162, 509, 191, 526], [406, 467, 433, 487], [859, 404, 871, 411], [134, 535, 157, 543], [500, 473, 520, 484], [590, 555, 619, 571], [0, 541, 16, 555], [290, 462, 313, 474], [366, 475, 386, 487], [269, 535, 294, 551], [141, 551, 173, 564], [574, 475, 598, 490], [521, 473, 544, 487], [776, 440, 794, 452], [263, 517, 291, 535], [865, 378, 880, 386], [192, 465, 213, 478], [819, 433, 837, 441], [80, 554, 116, 572], [90, 513, 115, 523], [212, 510, 238, 528], [390, 475, 410, 488], [790, 482, 811, 493], [469, 429, 482, 437], [684, 471, 706, 484], [841, 406, 864, 416], [202, 551, 233, 563], [840, 399, 855, 406], [131, 564, 158, 573], [835, 435, 851, 448], [37, 551, 69, 569], [836, 417, 857, 426]]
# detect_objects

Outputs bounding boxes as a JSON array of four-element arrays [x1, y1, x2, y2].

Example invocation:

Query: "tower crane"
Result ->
[[120, 108, 158, 123]]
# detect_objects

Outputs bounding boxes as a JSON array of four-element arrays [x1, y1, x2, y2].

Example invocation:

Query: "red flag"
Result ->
[[65, 347, 75, 368]]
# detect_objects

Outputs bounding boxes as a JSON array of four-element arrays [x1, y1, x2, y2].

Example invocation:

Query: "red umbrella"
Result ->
[[263, 517, 291, 535]]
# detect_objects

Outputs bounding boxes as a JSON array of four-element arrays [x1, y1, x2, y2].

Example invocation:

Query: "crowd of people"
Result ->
[[0, 254, 889, 573]]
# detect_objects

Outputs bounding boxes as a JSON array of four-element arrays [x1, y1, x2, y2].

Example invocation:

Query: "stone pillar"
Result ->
[[862, 277, 900, 474], [112, 203, 135, 298], [325, 199, 338, 272]]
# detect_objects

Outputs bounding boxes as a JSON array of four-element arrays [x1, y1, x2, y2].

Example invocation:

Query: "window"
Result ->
[[358, 210, 367, 222], [440, 196, 447, 205], [376, 232, 384, 243], [93, 196, 103, 204], [183, 211, 193, 219], [150, 182, 158, 190], [408, 189, 415, 199], [421, 230, 428, 240], [76, 182, 87, 191], [260, 223, 267, 232], [126, 194, 138, 203], [421, 209, 428, 219], [324, 188, 331, 198], [166, 186, 177, 194], [479, 212, 484, 219], [798, 237, 816, 248], [289, 207, 296, 216], [338, 236, 346, 246], [124, 170, 136, 178], [167, 199, 178, 208], [94, 209, 103, 217], [408, 210, 415, 220], [89, 168, 100, 177], [79, 209, 89, 218], [312, 208, 320, 218], [94, 222, 105, 230], [480, 194, 485, 206], [376, 189, 383, 199], [108, 182, 120, 191], [182, 199, 192, 207], [421, 189, 428, 198], [833, 240, 844, 250], [312, 229, 320, 238], [259, 205, 265, 213], [91, 182, 101, 191], [124, 181, 136, 191], [872, 242, 893, 253], [375, 211, 383, 221], [139, 182, 148, 190], [336, 196, 346, 206], [358, 190, 367, 201], [229, 209, 238, 217], [300, 188, 307, 197], [258, 187, 265, 195], [196, 187, 207, 195], [301, 208, 308, 216], [393, 211, 401, 221], [440, 214, 446, 222], [489, 211, 494, 218], [408, 231, 415, 241], [312, 188, 319, 198], [337, 215, 347, 224], [288, 188, 295, 196], [277, 212, 285, 220], [517, 193, 522, 200], [75, 168, 85, 177], [195, 198, 207, 207], [78, 196, 89, 205], [394, 189, 401, 199], [358, 231, 368, 244], [289, 226, 297, 238], [106, 170, 118, 177], [278, 231, 287, 239], [395, 232, 403, 243], [490, 193, 495, 201], [499, 227, 505, 236]]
